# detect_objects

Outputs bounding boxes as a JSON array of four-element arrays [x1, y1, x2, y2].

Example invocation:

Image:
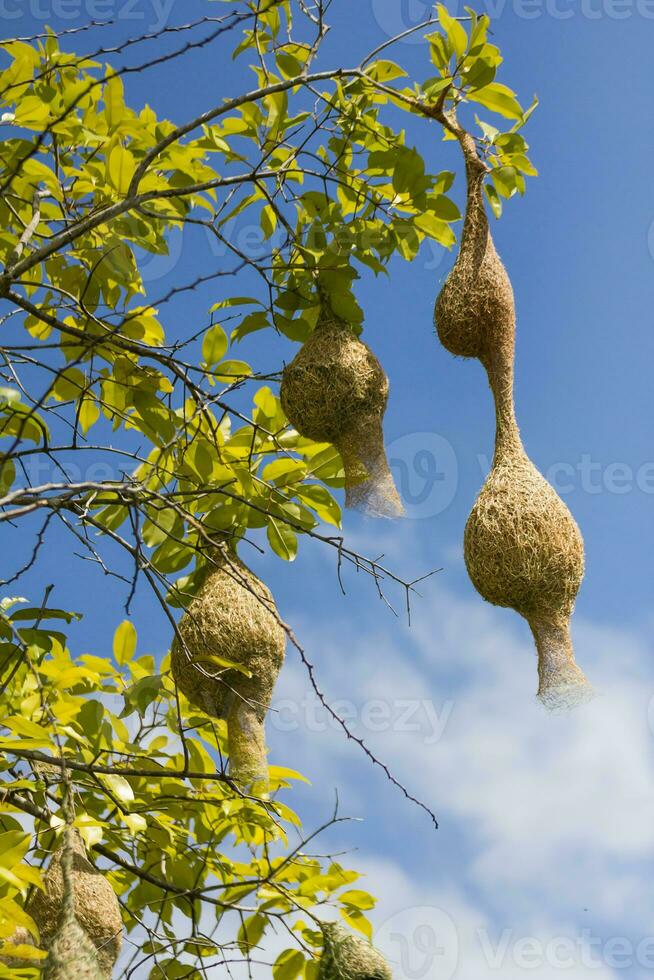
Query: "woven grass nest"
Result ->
[[28, 832, 122, 978], [171, 550, 286, 788], [434, 136, 515, 365], [465, 450, 589, 708], [280, 305, 403, 518], [43, 913, 106, 980], [435, 121, 590, 708], [318, 923, 392, 980]]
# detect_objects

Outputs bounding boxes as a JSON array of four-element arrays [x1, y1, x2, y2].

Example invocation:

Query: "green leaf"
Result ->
[[100, 772, 134, 803], [0, 399, 48, 444], [339, 907, 372, 939], [113, 620, 137, 665], [510, 153, 538, 176], [468, 82, 524, 120], [122, 674, 163, 716], [261, 204, 277, 239], [414, 211, 456, 248], [238, 913, 267, 954], [123, 813, 147, 835], [463, 57, 496, 91], [392, 147, 427, 197], [209, 296, 260, 314], [231, 311, 270, 343], [190, 653, 252, 677], [296, 485, 341, 527], [0, 456, 16, 493], [104, 73, 126, 130], [78, 396, 99, 435], [122, 307, 165, 347], [253, 385, 278, 418], [262, 458, 307, 487], [366, 60, 408, 83], [437, 4, 468, 58], [468, 10, 491, 51], [106, 145, 136, 195], [276, 51, 304, 78], [0, 831, 31, 871], [484, 182, 503, 218], [339, 889, 376, 911], [212, 360, 252, 381], [267, 518, 297, 561], [273, 949, 305, 980], [491, 165, 518, 199], [428, 32, 452, 70], [202, 323, 228, 365]]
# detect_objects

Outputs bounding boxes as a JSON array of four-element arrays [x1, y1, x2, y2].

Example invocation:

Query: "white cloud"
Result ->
[[263, 524, 654, 977], [361, 855, 623, 980]]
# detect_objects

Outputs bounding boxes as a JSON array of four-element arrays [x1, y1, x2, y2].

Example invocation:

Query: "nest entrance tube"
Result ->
[[337, 415, 402, 518], [227, 700, 270, 792], [435, 113, 591, 707], [44, 915, 105, 980], [530, 616, 593, 710], [170, 550, 286, 792], [280, 306, 403, 518]]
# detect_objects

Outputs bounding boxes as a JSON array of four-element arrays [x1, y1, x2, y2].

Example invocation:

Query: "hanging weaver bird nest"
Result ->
[[434, 117, 590, 708], [170, 550, 286, 788], [434, 131, 515, 365], [317, 923, 392, 980], [465, 451, 589, 708], [28, 832, 122, 978], [280, 305, 403, 518]]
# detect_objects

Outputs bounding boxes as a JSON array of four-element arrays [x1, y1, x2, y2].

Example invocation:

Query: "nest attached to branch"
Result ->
[[281, 306, 403, 518], [317, 923, 392, 980], [434, 121, 590, 707], [171, 550, 286, 789], [434, 143, 515, 364], [28, 833, 122, 979]]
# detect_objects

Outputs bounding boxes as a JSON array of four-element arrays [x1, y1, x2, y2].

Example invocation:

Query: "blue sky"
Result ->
[[3, 1, 654, 977]]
